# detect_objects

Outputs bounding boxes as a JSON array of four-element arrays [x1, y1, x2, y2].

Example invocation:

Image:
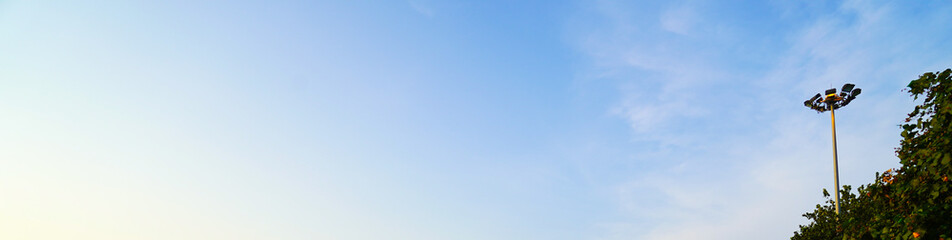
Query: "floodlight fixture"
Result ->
[[841, 83, 855, 94], [805, 84, 861, 113], [825, 88, 837, 97], [805, 93, 821, 107]]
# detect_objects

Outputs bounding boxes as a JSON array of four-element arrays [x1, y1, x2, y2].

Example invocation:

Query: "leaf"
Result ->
[[938, 69, 951, 80]]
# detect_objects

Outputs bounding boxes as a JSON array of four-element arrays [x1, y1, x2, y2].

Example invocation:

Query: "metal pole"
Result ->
[[830, 106, 841, 215]]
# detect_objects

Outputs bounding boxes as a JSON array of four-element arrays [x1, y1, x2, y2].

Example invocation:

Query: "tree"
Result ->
[[792, 69, 952, 240]]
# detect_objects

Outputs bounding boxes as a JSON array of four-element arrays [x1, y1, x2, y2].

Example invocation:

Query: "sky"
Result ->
[[2, 1, 952, 239]]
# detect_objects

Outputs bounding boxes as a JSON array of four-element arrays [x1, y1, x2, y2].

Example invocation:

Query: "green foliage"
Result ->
[[792, 69, 952, 240]]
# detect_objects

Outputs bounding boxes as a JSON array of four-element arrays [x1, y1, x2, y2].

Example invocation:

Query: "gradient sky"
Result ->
[[3, 1, 952, 239]]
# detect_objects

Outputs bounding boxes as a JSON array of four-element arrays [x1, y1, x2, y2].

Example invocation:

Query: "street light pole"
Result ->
[[830, 106, 840, 215], [803, 83, 861, 215]]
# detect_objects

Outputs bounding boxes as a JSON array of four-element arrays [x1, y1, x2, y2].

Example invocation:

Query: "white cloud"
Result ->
[[408, 0, 434, 17], [659, 4, 697, 35], [597, 115, 835, 240]]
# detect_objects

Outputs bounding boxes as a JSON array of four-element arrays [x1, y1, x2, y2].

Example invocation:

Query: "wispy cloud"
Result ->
[[408, 0, 434, 18], [659, 4, 697, 35]]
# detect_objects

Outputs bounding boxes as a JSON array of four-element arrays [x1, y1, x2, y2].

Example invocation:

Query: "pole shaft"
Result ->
[[830, 107, 841, 215]]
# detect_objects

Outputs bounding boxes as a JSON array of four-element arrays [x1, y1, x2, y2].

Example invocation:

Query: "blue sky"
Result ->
[[2, 1, 952, 239]]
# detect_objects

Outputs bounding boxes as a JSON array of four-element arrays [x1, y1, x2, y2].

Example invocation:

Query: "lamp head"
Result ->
[[841, 83, 855, 94], [825, 88, 836, 97]]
